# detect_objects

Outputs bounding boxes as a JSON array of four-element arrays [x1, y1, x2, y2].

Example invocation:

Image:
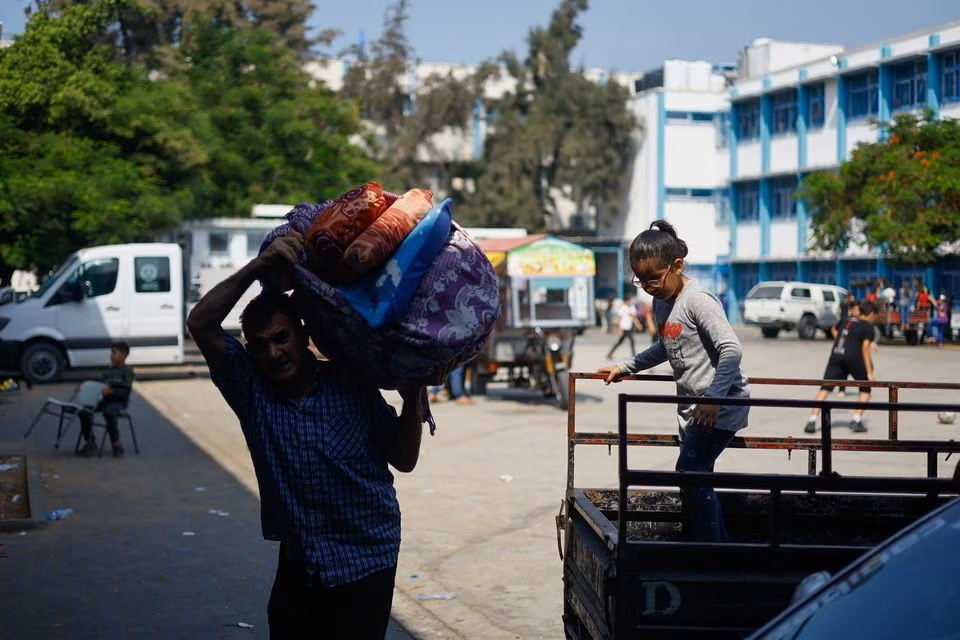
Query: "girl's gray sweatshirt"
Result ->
[[617, 279, 750, 431]]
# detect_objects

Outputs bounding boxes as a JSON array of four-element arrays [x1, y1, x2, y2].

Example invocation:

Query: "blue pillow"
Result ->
[[339, 198, 452, 327]]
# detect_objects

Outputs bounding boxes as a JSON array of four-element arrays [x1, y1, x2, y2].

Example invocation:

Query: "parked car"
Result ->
[[743, 281, 846, 340], [747, 495, 960, 639]]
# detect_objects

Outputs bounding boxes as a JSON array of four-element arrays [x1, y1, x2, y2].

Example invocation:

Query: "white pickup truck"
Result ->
[[743, 280, 846, 340]]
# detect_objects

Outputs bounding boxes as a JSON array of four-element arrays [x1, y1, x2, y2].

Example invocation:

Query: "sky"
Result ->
[[1, 0, 958, 72]]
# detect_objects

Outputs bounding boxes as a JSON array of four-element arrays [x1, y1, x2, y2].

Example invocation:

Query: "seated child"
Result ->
[[77, 341, 134, 457]]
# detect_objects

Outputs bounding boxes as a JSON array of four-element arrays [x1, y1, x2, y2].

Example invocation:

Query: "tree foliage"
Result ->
[[799, 113, 960, 263], [27, 0, 324, 62], [0, 0, 375, 276], [457, 0, 637, 231], [337, 0, 498, 192], [0, 0, 190, 275], [173, 20, 377, 215]]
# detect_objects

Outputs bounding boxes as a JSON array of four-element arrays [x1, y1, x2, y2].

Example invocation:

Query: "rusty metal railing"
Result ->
[[565, 372, 960, 496]]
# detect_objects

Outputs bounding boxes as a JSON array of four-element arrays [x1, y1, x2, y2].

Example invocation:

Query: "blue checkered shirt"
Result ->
[[209, 335, 401, 586]]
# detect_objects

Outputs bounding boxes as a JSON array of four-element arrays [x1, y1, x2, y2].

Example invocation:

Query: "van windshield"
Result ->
[[24, 255, 78, 301], [747, 285, 783, 300]]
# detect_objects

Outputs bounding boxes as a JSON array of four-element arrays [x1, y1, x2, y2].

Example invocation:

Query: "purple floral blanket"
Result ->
[[261, 198, 500, 434]]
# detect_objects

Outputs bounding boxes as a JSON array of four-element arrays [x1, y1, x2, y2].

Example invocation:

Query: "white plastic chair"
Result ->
[[22, 381, 104, 449]]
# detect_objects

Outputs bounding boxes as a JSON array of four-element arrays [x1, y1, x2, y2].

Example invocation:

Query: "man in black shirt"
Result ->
[[804, 300, 878, 433]]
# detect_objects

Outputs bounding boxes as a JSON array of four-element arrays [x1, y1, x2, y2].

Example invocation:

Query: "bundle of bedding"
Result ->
[[259, 182, 500, 433]]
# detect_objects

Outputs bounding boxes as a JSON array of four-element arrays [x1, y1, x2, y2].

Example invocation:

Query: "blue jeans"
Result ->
[[932, 317, 947, 345], [448, 364, 466, 398], [430, 364, 466, 398], [675, 424, 736, 542]]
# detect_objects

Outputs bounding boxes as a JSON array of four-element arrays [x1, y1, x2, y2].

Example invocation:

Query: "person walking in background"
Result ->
[[832, 292, 856, 340], [804, 300, 879, 434], [595, 295, 610, 331], [916, 284, 932, 317], [898, 281, 912, 327], [429, 364, 473, 405], [187, 230, 426, 640], [932, 295, 949, 347], [597, 220, 750, 542], [606, 293, 640, 359], [76, 341, 134, 457], [607, 293, 623, 334]]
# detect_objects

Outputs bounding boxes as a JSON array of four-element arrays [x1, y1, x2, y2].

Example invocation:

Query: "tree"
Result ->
[[173, 20, 378, 216], [337, 0, 497, 192], [457, 0, 637, 231], [27, 0, 325, 62], [0, 0, 193, 276], [799, 113, 960, 264], [0, 0, 376, 277]]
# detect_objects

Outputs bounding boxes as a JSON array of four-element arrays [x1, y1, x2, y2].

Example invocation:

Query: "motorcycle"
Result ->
[[471, 326, 575, 410]]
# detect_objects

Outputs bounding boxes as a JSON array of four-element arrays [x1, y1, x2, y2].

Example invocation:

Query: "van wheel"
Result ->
[[761, 328, 781, 339], [797, 315, 818, 340], [20, 342, 65, 384]]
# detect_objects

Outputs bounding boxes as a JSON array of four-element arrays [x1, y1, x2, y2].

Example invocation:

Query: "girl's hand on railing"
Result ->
[[596, 364, 625, 385]]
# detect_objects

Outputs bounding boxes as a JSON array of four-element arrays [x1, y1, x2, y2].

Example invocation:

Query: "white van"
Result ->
[[0, 244, 184, 383], [743, 280, 847, 340]]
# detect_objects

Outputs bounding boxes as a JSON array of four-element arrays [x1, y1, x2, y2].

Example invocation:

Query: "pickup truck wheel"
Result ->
[[797, 315, 818, 340], [20, 341, 65, 384], [761, 327, 781, 339]]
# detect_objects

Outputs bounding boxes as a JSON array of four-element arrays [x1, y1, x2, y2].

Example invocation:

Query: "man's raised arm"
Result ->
[[186, 231, 303, 369]]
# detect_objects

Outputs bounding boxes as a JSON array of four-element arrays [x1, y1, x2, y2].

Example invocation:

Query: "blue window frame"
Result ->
[[808, 83, 825, 128], [891, 60, 927, 111], [771, 91, 797, 134], [736, 100, 760, 140], [848, 71, 879, 118], [716, 192, 730, 224], [666, 111, 716, 123], [944, 50, 960, 103], [736, 182, 760, 222], [770, 177, 797, 220], [665, 188, 716, 200], [716, 111, 730, 147]]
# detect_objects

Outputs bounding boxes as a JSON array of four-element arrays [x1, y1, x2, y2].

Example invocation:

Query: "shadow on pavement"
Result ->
[[0, 381, 415, 639]]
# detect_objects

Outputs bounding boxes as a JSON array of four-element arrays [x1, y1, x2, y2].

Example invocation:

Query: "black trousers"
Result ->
[[78, 400, 125, 443], [267, 547, 397, 640]]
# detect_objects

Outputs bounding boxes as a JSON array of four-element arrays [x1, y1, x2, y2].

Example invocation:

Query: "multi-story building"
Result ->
[[621, 21, 960, 321], [176, 22, 960, 326]]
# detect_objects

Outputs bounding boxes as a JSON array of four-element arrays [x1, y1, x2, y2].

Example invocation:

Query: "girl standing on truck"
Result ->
[[596, 220, 750, 542]]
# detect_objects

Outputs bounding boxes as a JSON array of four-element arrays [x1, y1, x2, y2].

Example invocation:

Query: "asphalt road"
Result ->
[[138, 326, 960, 639], [4, 326, 958, 639]]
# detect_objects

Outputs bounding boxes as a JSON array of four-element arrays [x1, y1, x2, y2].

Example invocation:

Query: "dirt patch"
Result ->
[[0, 454, 30, 520]]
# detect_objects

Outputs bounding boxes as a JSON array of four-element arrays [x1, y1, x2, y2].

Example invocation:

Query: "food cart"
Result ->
[[472, 235, 595, 409]]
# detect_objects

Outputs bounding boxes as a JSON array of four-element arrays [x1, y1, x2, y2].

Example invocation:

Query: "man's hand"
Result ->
[[259, 230, 303, 268], [187, 229, 305, 371], [596, 364, 625, 385]]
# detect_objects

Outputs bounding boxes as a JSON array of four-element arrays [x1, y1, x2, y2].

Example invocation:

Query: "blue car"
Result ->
[[748, 496, 960, 639]]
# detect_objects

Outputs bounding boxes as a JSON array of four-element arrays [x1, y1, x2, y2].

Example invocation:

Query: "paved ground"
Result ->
[[1, 326, 959, 639]]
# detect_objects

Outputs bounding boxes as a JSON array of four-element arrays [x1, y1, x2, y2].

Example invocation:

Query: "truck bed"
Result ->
[[563, 488, 949, 639]]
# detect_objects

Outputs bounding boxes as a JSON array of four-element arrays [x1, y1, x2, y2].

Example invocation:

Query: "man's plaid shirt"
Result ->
[[210, 335, 401, 586]]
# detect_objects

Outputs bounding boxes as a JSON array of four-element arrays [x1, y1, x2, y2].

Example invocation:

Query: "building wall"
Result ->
[[304, 25, 960, 316], [673, 21, 960, 321]]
